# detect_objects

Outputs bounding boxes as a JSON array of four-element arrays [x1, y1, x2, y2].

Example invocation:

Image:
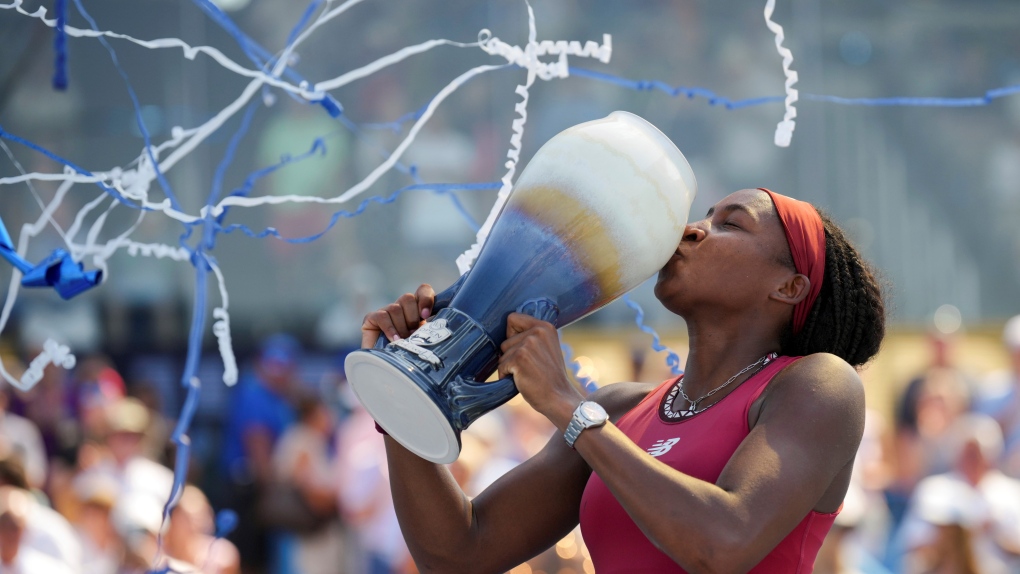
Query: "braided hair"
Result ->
[[780, 211, 886, 367]]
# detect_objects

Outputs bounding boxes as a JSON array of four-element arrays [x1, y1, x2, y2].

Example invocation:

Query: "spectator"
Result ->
[[71, 473, 121, 574], [75, 397, 174, 510], [885, 366, 972, 539], [111, 490, 196, 574], [270, 395, 344, 574], [71, 356, 126, 444], [129, 382, 173, 465], [975, 314, 1020, 476], [898, 414, 1020, 573], [8, 357, 78, 465], [0, 460, 82, 573], [222, 334, 302, 574], [0, 486, 74, 574], [0, 386, 47, 490], [164, 485, 241, 574]]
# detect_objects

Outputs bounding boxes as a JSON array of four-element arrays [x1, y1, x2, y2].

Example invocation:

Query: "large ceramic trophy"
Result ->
[[345, 111, 697, 463]]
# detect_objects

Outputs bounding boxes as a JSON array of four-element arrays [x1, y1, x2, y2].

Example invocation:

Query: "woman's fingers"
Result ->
[[359, 283, 439, 349], [397, 293, 422, 332], [506, 312, 530, 337], [497, 346, 519, 380], [362, 309, 399, 348], [415, 284, 436, 319], [386, 303, 412, 339]]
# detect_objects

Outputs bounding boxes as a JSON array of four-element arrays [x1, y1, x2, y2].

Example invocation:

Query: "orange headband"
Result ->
[[759, 188, 826, 335]]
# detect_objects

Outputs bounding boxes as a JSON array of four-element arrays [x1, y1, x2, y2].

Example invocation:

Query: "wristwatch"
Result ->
[[564, 400, 609, 448]]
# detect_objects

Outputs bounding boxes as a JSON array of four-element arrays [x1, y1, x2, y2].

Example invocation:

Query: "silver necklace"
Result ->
[[664, 352, 777, 419]]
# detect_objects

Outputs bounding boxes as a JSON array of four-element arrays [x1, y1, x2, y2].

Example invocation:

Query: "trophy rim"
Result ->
[[345, 350, 461, 464]]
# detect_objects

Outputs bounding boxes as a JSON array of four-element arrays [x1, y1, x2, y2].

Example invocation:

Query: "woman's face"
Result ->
[[654, 188, 795, 320]]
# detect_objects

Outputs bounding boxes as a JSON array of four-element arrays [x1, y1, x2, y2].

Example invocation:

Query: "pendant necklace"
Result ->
[[663, 352, 778, 419]]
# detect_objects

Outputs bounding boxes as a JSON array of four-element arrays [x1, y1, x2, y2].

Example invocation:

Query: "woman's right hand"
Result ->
[[361, 283, 436, 348]]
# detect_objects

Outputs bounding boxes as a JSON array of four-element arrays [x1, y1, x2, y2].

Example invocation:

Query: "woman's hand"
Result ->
[[498, 312, 584, 430], [361, 284, 435, 348]]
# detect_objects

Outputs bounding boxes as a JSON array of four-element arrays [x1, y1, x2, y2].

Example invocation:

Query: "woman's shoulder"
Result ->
[[780, 352, 861, 387], [766, 352, 864, 417], [587, 381, 660, 421]]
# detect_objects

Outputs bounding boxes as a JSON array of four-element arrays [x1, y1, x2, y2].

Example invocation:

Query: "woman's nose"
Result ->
[[682, 223, 707, 243]]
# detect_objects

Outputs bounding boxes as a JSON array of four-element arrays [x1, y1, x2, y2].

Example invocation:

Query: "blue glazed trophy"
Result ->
[[344, 111, 697, 463]]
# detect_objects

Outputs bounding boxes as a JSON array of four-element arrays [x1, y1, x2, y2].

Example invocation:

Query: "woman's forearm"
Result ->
[[572, 423, 749, 572], [384, 436, 478, 572]]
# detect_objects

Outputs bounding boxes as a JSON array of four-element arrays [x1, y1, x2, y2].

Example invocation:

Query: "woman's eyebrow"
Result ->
[[706, 204, 756, 219]]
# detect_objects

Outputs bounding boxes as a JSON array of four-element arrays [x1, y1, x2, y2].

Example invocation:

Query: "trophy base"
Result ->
[[345, 351, 461, 464]]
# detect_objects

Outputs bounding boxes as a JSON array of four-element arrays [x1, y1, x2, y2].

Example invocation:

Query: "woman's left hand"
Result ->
[[498, 312, 584, 430]]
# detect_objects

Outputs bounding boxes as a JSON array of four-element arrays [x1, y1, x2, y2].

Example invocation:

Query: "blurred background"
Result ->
[[0, 0, 1019, 572]]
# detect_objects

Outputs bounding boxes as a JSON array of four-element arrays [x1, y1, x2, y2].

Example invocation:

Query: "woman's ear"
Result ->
[[769, 273, 810, 307]]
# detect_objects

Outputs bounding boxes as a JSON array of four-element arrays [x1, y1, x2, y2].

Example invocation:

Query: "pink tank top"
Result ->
[[579, 356, 838, 573]]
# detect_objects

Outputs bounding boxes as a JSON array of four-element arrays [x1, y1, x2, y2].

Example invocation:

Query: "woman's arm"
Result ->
[[362, 285, 650, 574], [500, 314, 865, 574], [383, 382, 649, 573]]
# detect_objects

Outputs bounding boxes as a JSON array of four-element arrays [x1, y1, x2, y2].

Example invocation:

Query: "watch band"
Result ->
[[564, 415, 585, 448], [564, 400, 608, 448]]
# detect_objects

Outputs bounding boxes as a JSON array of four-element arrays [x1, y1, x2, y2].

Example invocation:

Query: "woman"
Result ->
[[361, 187, 885, 573]]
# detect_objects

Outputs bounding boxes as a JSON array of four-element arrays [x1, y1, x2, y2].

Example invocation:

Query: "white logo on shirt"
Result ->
[[647, 438, 680, 457]]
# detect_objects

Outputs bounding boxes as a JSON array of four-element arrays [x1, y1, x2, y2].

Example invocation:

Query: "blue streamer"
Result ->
[[214, 509, 239, 538], [52, 0, 68, 90], [568, 67, 784, 110], [560, 341, 598, 394], [333, 112, 482, 230], [189, 0, 342, 117], [209, 100, 260, 207], [359, 102, 432, 133], [800, 87, 1020, 107], [0, 124, 138, 208], [285, 0, 324, 49], [569, 66, 1020, 110], [156, 241, 213, 559], [72, 0, 183, 212], [623, 294, 683, 376], [216, 136, 332, 226]]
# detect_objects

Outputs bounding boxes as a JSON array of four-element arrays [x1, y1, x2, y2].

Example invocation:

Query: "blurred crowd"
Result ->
[[2, 316, 1020, 574], [816, 316, 1020, 574], [0, 331, 587, 574]]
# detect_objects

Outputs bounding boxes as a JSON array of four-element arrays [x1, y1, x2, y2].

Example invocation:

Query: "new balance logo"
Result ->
[[647, 438, 680, 457]]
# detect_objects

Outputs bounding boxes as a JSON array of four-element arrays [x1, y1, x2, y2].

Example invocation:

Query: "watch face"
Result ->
[[580, 401, 607, 421]]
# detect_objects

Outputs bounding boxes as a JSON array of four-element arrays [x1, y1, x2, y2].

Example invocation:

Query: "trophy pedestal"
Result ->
[[345, 307, 521, 464], [345, 352, 461, 463]]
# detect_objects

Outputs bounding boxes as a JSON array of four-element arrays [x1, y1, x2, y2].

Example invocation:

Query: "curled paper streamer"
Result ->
[[623, 295, 683, 376], [763, 0, 798, 147], [561, 342, 598, 394], [210, 262, 238, 386], [457, 2, 612, 274], [15, 338, 76, 391]]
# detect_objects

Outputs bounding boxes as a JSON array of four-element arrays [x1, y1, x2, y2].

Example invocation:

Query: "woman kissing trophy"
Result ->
[[345, 111, 697, 463]]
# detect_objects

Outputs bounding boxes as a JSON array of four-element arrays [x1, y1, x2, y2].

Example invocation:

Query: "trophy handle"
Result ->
[[447, 375, 518, 431], [446, 297, 560, 431], [432, 271, 468, 313]]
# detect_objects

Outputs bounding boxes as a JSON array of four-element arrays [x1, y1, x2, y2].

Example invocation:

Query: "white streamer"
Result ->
[[209, 262, 238, 386], [0, 0, 614, 392], [14, 339, 76, 391], [0, 179, 76, 389], [202, 63, 506, 218], [456, 2, 612, 273], [764, 0, 798, 147]]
